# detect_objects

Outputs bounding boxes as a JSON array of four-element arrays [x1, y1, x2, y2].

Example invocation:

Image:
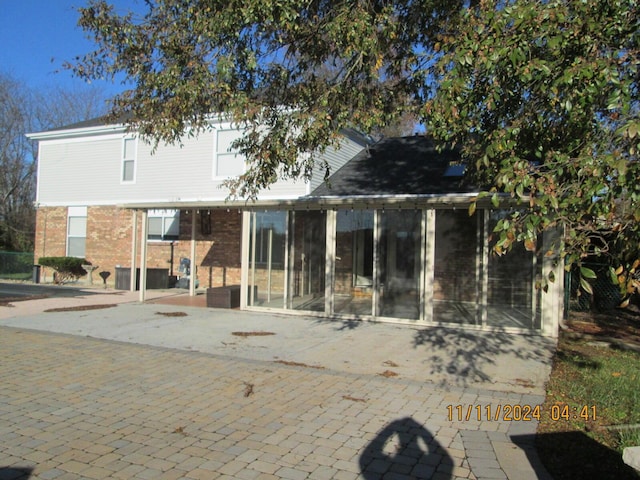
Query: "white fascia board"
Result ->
[[26, 123, 128, 141]]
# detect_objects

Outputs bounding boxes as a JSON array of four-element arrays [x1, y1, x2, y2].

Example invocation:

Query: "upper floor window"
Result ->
[[214, 129, 245, 178], [67, 206, 87, 258], [122, 137, 136, 182], [148, 209, 179, 241]]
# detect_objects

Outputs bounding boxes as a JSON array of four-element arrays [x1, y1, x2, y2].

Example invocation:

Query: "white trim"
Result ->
[[480, 210, 490, 326], [27, 126, 127, 141], [240, 211, 251, 309], [34, 132, 128, 147], [325, 210, 337, 315], [130, 211, 138, 292], [423, 210, 435, 323], [283, 211, 290, 309], [139, 210, 148, 302], [372, 210, 381, 317]]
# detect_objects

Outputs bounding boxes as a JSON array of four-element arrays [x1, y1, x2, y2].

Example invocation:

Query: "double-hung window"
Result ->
[[214, 129, 245, 178], [67, 206, 87, 257], [148, 210, 180, 241], [122, 137, 136, 182]]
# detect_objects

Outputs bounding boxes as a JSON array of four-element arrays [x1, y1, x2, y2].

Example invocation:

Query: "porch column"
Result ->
[[240, 211, 251, 309], [542, 226, 563, 337], [479, 209, 490, 326], [423, 209, 435, 323], [189, 209, 197, 296], [130, 210, 138, 292], [372, 209, 381, 317], [324, 209, 337, 315], [139, 210, 148, 302]]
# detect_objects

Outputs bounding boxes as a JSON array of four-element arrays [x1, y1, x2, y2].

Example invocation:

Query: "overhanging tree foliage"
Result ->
[[424, 1, 640, 298], [71, 0, 639, 297]]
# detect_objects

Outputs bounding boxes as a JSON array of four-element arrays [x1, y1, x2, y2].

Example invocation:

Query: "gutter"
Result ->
[[118, 192, 510, 211]]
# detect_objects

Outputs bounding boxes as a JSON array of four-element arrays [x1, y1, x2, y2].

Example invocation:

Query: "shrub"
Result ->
[[38, 257, 90, 284]]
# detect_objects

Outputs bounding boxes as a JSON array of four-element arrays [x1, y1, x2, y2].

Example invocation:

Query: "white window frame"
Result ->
[[213, 129, 245, 179], [147, 209, 180, 242], [67, 206, 87, 258], [121, 137, 137, 183]]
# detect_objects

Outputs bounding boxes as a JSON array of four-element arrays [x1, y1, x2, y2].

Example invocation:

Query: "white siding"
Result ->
[[37, 136, 122, 205], [309, 135, 367, 193], [36, 127, 316, 206]]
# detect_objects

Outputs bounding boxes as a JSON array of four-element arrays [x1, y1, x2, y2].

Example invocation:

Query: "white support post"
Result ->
[[372, 209, 380, 317], [250, 212, 257, 306], [423, 209, 435, 323], [139, 210, 148, 302], [240, 211, 251, 309], [480, 210, 489, 327], [130, 210, 138, 292], [189, 209, 197, 296], [284, 211, 291, 309], [325, 209, 337, 315], [542, 226, 563, 337]]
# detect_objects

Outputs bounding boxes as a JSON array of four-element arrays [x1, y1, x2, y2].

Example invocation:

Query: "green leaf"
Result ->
[[580, 267, 597, 279], [580, 277, 593, 295]]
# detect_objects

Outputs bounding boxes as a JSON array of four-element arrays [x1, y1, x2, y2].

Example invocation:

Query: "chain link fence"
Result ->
[[566, 262, 624, 314], [0, 251, 34, 281]]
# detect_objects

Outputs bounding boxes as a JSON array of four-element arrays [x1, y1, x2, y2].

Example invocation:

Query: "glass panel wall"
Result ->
[[377, 210, 422, 320], [248, 211, 287, 308], [433, 210, 480, 324], [486, 211, 538, 328], [287, 210, 327, 312], [243, 206, 543, 332], [333, 210, 374, 316]]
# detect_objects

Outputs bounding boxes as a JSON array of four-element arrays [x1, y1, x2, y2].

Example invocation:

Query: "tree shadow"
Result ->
[[554, 347, 601, 370], [312, 314, 370, 331], [0, 283, 117, 303], [0, 467, 33, 480], [413, 326, 555, 388], [521, 431, 640, 480], [359, 417, 452, 479]]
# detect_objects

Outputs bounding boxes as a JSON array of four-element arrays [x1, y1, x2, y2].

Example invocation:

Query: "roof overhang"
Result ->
[[26, 123, 128, 141], [118, 192, 508, 211]]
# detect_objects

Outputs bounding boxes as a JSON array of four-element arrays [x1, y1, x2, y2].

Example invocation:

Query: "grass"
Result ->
[[537, 335, 640, 479], [0, 273, 31, 280]]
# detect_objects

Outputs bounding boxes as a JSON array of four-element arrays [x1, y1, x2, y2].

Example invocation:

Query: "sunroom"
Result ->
[[240, 137, 563, 336]]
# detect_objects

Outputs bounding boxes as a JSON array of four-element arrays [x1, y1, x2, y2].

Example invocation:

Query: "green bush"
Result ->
[[38, 257, 90, 284]]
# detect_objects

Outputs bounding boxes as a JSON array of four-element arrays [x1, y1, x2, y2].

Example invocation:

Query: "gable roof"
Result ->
[[310, 136, 474, 197]]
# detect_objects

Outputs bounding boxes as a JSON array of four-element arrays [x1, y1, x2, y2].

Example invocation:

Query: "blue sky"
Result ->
[[0, 1, 142, 97]]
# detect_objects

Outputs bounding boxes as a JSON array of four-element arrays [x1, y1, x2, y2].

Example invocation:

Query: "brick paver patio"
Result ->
[[0, 327, 544, 479]]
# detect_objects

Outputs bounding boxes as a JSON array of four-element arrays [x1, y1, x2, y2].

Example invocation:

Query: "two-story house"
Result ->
[[28, 119, 563, 336]]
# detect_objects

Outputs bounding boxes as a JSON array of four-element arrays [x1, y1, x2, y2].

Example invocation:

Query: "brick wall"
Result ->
[[33, 206, 243, 288], [34, 206, 68, 283]]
